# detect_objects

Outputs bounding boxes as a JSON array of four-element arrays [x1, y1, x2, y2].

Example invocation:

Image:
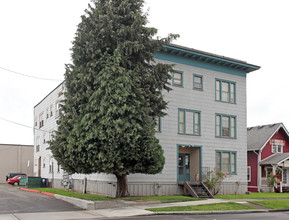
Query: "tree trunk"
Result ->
[[115, 173, 129, 198]]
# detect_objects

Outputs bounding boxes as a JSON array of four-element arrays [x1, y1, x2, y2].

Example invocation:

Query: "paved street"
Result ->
[[0, 184, 82, 214]]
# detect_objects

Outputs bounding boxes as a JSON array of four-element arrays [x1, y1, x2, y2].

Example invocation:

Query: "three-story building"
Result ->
[[34, 44, 260, 196]]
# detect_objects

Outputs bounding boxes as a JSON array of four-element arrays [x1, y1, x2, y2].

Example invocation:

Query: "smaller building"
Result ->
[[0, 144, 34, 183], [247, 123, 289, 192]]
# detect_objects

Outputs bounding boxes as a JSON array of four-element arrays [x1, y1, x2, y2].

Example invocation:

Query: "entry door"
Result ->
[[178, 153, 190, 181], [283, 168, 288, 185]]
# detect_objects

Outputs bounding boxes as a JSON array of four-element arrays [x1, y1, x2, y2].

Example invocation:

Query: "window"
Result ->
[[172, 71, 183, 87], [49, 157, 53, 173], [39, 113, 44, 128], [46, 108, 49, 119], [178, 109, 201, 135], [272, 145, 283, 153], [193, 74, 203, 90], [247, 166, 251, 182], [55, 101, 60, 118], [50, 105, 53, 117], [43, 133, 46, 144], [216, 114, 236, 138], [155, 117, 161, 133], [216, 151, 237, 174], [36, 137, 40, 152], [43, 158, 46, 168], [216, 79, 236, 103]]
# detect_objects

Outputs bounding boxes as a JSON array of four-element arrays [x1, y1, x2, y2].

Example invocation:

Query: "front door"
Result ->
[[178, 153, 190, 181], [283, 168, 288, 186]]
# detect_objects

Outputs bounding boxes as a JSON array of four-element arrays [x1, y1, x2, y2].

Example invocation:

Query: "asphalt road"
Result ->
[[0, 184, 82, 214]]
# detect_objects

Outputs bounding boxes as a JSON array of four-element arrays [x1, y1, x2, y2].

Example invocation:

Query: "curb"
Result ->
[[19, 188, 55, 197]]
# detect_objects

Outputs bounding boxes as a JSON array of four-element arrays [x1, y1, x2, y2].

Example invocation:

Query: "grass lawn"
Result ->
[[29, 188, 111, 201], [215, 192, 289, 200], [147, 202, 255, 212], [250, 200, 289, 209], [121, 196, 204, 202]]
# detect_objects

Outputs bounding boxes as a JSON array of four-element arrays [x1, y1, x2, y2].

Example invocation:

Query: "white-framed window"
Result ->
[[247, 166, 251, 182], [272, 145, 283, 153], [43, 157, 46, 168], [49, 157, 53, 173], [50, 105, 53, 117], [46, 108, 49, 119]]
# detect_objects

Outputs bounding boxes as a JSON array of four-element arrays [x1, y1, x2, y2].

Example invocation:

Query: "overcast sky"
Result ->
[[0, 0, 288, 145]]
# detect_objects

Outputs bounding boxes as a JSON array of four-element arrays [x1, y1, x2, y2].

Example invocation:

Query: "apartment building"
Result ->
[[34, 44, 260, 196]]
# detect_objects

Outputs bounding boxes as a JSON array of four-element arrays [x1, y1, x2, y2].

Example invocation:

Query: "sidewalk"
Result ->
[[0, 198, 279, 220]]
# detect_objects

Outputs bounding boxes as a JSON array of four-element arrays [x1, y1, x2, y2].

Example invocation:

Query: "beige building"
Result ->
[[0, 144, 34, 183]]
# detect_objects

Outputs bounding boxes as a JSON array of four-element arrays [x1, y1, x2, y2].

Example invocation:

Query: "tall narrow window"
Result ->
[[193, 74, 203, 90], [155, 117, 161, 132], [178, 109, 201, 135], [216, 79, 236, 103], [216, 114, 236, 138], [172, 71, 183, 87], [247, 166, 251, 182]]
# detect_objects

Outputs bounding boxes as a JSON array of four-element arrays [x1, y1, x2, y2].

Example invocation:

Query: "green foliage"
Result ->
[[49, 0, 178, 185], [215, 192, 289, 200], [204, 169, 227, 195], [122, 196, 203, 202]]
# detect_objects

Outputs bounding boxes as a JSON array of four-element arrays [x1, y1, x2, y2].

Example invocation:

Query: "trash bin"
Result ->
[[27, 177, 42, 188], [19, 177, 27, 186], [41, 178, 48, 187]]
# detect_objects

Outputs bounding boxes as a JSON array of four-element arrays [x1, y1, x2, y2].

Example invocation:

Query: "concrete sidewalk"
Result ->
[[0, 198, 274, 220]]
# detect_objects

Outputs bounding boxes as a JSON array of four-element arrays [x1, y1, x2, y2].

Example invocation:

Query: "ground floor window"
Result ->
[[216, 151, 237, 174], [247, 166, 251, 182]]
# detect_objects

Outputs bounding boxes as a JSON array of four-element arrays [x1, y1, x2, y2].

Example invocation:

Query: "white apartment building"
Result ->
[[34, 44, 260, 196]]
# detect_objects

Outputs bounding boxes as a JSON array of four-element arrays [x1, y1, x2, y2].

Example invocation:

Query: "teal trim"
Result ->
[[193, 74, 203, 91], [177, 144, 203, 181], [172, 71, 183, 87], [178, 108, 201, 136], [155, 52, 248, 77], [215, 78, 236, 104], [215, 113, 237, 138], [216, 150, 237, 175]]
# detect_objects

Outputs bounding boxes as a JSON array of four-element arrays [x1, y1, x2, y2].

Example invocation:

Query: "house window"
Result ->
[[57, 164, 61, 173], [39, 113, 44, 128], [155, 117, 161, 133], [216, 151, 237, 174], [50, 105, 53, 117], [272, 145, 283, 153], [265, 167, 273, 175], [43, 158, 46, 168], [247, 166, 251, 182], [178, 109, 201, 135], [49, 158, 53, 173], [172, 71, 183, 87], [193, 74, 203, 90], [216, 79, 236, 103], [46, 108, 49, 119], [55, 101, 60, 118], [36, 137, 40, 152], [216, 114, 236, 138]]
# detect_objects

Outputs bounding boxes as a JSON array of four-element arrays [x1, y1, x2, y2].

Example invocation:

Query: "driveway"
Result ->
[[0, 184, 82, 214]]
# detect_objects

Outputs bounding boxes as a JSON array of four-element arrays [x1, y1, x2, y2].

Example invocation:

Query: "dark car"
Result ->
[[6, 173, 26, 181], [7, 175, 27, 186]]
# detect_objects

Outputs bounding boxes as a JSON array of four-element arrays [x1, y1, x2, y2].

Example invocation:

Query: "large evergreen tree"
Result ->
[[49, 0, 178, 197]]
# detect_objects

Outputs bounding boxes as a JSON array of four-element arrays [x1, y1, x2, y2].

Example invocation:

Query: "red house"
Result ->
[[247, 123, 289, 192]]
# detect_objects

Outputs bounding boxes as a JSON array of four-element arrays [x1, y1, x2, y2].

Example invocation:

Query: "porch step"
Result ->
[[184, 181, 214, 198]]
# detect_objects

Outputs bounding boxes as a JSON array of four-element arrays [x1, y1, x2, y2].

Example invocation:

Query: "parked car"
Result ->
[[7, 175, 27, 186], [6, 173, 26, 181]]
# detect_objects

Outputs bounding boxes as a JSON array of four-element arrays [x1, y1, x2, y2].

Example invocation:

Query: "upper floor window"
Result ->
[[216, 151, 237, 174], [39, 113, 44, 128], [271, 139, 284, 153], [216, 79, 236, 103], [178, 108, 201, 135], [216, 114, 236, 138], [172, 71, 183, 87], [155, 117, 161, 133], [36, 137, 40, 152], [193, 74, 203, 90], [55, 101, 60, 118]]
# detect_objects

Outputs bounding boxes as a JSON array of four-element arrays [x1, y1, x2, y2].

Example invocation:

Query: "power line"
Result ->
[[0, 66, 63, 81], [0, 116, 51, 133]]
